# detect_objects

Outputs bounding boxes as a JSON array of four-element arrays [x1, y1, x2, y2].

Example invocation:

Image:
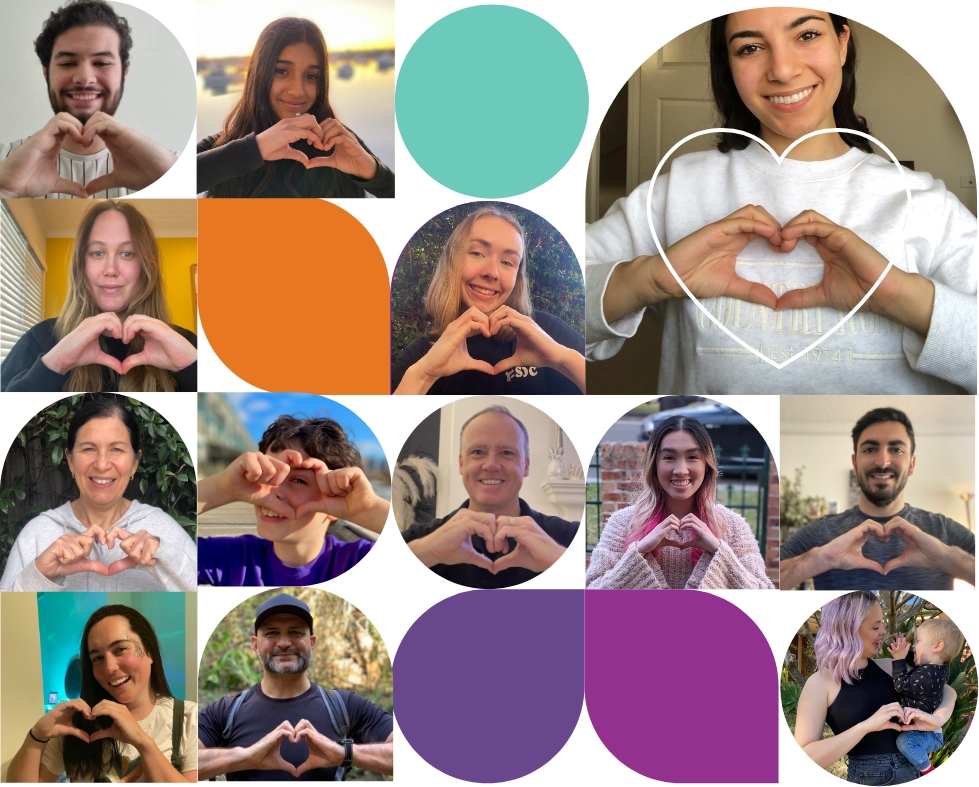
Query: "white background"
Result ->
[[1, 0, 976, 785]]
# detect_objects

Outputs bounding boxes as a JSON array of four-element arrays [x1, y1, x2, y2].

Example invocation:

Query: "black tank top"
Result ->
[[826, 660, 901, 756]]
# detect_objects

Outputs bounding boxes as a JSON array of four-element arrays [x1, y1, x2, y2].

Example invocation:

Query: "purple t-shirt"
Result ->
[[197, 534, 373, 586]]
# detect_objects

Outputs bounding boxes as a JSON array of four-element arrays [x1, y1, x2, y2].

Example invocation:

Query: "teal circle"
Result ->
[[396, 5, 588, 198]]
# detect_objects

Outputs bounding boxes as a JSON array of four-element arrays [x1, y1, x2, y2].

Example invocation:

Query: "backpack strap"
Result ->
[[316, 686, 353, 781], [221, 687, 253, 746], [170, 699, 185, 771]]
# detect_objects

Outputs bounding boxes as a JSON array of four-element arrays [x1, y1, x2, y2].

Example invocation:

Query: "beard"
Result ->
[[260, 647, 311, 675], [857, 465, 910, 507], [47, 78, 125, 123]]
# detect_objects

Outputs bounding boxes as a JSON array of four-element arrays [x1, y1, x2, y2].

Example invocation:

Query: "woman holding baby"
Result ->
[[585, 414, 773, 589], [794, 591, 959, 783]]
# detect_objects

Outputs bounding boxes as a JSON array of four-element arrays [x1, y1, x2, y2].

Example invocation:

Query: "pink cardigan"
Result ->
[[586, 504, 775, 589]]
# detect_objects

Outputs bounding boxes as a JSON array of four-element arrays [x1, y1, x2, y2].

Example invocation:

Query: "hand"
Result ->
[[409, 508, 498, 570], [32, 699, 96, 743], [41, 312, 125, 376], [400, 307, 496, 390], [103, 527, 160, 575], [488, 306, 575, 374], [649, 204, 782, 308], [880, 516, 951, 575], [118, 315, 197, 374], [88, 700, 151, 749], [214, 451, 296, 518], [256, 114, 326, 165], [860, 702, 907, 734], [78, 112, 177, 194], [635, 515, 683, 554], [34, 525, 111, 579], [243, 721, 299, 775], [307, 118, 378, 180], [888, 633, 910, 661], [814, 520, 887, 574], [680, 513, 721, 554], [899, 707, 943, 732], [0, 113, 89, 198], [491, 515, 567, 573], [294, 719, 345, 776], [775, 210, 893, 314], [292, 461, 388, 530]]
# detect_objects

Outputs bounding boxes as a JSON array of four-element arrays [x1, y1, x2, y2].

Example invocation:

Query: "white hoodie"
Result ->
[[0, 500, 196, 591]]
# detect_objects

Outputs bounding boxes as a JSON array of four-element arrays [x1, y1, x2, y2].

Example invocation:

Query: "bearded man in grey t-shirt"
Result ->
[[781, 407, 975, 591]]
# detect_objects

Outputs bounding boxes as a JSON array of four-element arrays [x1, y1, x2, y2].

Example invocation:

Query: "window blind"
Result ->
[[1, 202, 45, 362]]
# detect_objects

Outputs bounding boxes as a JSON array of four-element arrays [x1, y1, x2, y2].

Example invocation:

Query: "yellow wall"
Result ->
[[43, 238, 198, 333], [1, 594, 44, 781]]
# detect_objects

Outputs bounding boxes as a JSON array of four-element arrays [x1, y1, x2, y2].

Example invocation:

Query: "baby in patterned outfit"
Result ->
[[887, 618, 964, 775]]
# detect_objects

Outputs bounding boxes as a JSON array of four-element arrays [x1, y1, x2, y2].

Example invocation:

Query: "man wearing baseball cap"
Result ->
[[197, 593, 393, 780]]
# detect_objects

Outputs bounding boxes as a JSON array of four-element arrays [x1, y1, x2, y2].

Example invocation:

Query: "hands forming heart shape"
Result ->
[[824, 516, 949, 575], [636, 513, 721, 556], [248, 719, 347, 777], [34, 524, 161, 580], [255, 115, 377, 179], [41, 312, 197, 376]]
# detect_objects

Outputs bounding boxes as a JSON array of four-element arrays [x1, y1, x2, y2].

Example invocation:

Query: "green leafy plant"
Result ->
[[780, 466, 827, 542], [0, 394, 196, 571]]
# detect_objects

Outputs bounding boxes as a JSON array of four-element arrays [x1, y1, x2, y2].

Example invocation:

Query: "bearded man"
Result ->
[[780, 407, 975, 590]]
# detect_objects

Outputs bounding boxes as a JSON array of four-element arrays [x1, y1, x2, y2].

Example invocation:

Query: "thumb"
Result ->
[[93, 350, 125, 374], [119, 351, 149, 375], [880, 557, 906, 576], [107, 557, 138, 576], [491, 552, 520, 573], [50, 178, 89, 199], [85, 173, 123, 196], [88, 727, 116, 742], [464, 549, 495, 572], [282, 147, 310, 165], [63, 559, 110, 576]]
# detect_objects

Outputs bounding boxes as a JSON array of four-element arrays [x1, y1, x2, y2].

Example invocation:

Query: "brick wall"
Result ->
[[593, 441, 781, 588]]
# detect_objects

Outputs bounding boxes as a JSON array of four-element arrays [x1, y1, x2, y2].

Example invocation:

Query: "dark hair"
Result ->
[[208, 18, 364, 198], [259, 415, 362, 469], [34, 0, 133, 70], [708, 12, 872, 153], [66, 395, 141, 454], [851, 407, 916, 454], [63, 605, 172, 780]]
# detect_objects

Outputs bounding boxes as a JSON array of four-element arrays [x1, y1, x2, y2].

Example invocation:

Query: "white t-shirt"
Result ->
[[41, 696, 198, 782], [0, 139, 129, 199]]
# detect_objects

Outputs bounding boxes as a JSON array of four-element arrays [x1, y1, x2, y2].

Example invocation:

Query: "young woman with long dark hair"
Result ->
[[586, 8, 976, 394], [585, 414, 773, 589], [196, 17, 394, 198], [8, 605, 197, 782]]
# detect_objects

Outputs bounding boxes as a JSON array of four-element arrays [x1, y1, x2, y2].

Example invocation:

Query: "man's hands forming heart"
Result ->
[[242, 720, 347, 777], [41, 312, 196, 376], [293, 719, 347, 776], [76, 112, 177, 195], [34, 524, 159, 580], [489, 515, 567, 573], [877, 516, 951, 575], [817, 516, 954, 576], [635, 514, 720, 556]]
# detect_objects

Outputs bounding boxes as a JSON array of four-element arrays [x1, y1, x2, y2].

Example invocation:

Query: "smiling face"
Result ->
[[459, 412, 530, 515], [252, 613, 315, 675], [44, 25, 126, 122], [858, 601, 886, 659], [458, 216, 523, 315], [655, 430, 707, 507], [912, 624, 944, 666], [66, 416, 140, 508], [269, 41, 321, 121], [87, 616, 154, 708], [83, 210, 142, 314], [852, 421, 915, 508], [724, 8, 848, 148], [253, 443, 334, 546]]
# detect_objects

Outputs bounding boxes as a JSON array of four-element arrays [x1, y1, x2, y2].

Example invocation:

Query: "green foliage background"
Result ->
[[199, 588, 393, 780], [390, 201, 584, 359], [0, 393, 197, 573], [780, 591, 976, 779]]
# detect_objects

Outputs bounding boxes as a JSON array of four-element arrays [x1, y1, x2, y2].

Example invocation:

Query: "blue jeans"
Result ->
[[847, 752, 920, 784], [896, 729, 943, 771]]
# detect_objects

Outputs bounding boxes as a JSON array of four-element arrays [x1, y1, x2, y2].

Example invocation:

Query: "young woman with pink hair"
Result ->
[[585, 414, 773, 589], [795, 591, 957, 784]]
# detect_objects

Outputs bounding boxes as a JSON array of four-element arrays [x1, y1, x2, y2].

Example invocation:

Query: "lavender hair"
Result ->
[[814, 591, 880, 685]]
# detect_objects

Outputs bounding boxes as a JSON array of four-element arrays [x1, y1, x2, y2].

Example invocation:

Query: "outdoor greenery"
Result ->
[[780, 466, 827, 544], [390, 201, 585, 358], [780, 591, 975, 779], [0, 394, 196, 572], [199, 588, 393, 781]]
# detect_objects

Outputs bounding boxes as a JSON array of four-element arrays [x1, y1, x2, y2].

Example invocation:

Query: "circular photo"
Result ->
[[394, 396, 583, 588], [390, 201, 585, 395], [197, 587, 393, 780], [196, 392, 391, 587], [0, 0, 196, 198], [0, 392, 197, 592], [783, 590, 974, 783], [586, 395, 777, 589], [584, 7, 976, 395]]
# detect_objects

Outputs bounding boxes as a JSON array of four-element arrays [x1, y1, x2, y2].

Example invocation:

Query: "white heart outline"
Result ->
[[644, 128, 914, 370]]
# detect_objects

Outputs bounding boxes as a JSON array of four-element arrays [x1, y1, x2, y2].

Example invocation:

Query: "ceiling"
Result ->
[[16, 199, 197, 238], [781, 396, 975, 435]]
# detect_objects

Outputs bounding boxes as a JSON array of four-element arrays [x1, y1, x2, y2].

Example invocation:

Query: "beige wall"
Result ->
[[1, 593, 44, 782], [185, 593, 197, 703]]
